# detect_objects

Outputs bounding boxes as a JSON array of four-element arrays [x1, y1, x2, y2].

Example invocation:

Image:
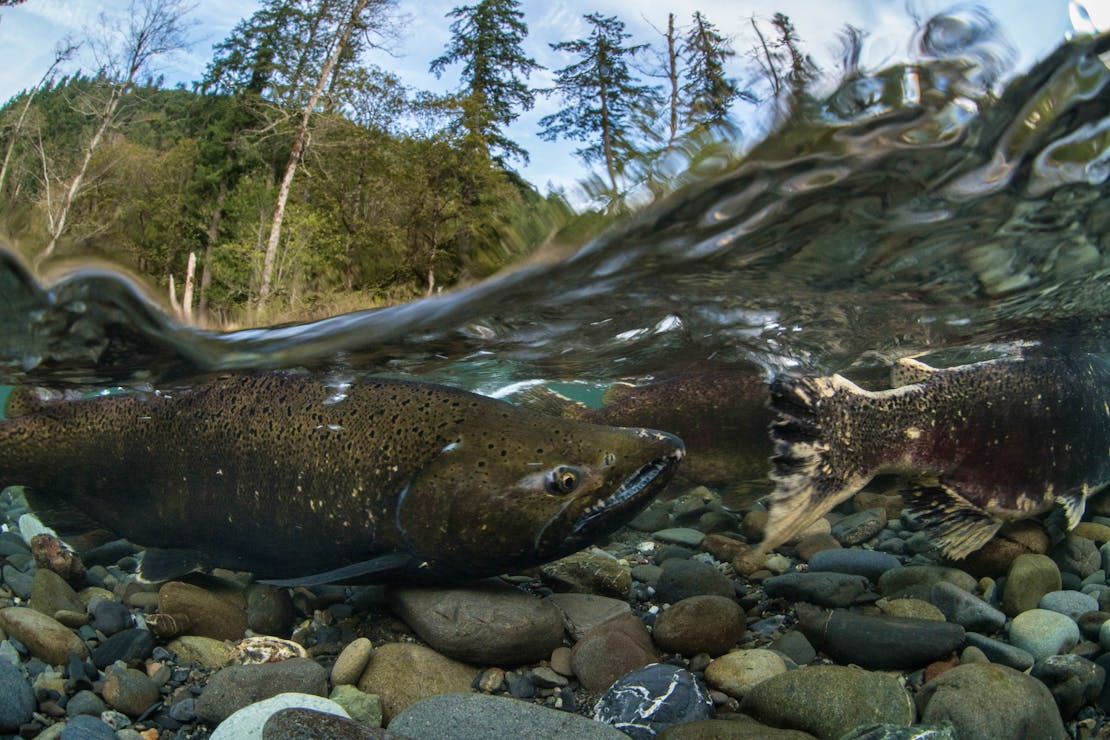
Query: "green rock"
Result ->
[[917, 663, 1066, 740], [165, 635, 232, 669], [659, 716, 816, 739], [357, 643, 476, 723], [877, 566, 977, 601], [740, 664, 913, 739], [329, 684, 382, 727], [1002, 554, 1061, 617], [28, 570, 83, 616]]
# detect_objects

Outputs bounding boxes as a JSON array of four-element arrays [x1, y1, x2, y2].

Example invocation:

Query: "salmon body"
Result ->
[[0, 373, 684, 583], [762, 355, 1110, 558]]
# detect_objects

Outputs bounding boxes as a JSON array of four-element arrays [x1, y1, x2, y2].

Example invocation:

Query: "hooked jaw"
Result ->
[[540, 429, 685, 556]]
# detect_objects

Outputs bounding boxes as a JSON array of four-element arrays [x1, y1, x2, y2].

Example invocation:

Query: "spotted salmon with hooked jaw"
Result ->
[[0, 373, 684, 585]]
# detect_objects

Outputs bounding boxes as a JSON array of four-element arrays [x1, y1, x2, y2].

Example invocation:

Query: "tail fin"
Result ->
[[758, 374, 876, 553]]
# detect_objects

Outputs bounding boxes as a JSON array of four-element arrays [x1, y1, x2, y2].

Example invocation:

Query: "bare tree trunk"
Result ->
[[198, 184, 224, 320], [750, 16, 782, 99], [37, 86, 124, 266], [34, 0, 191, 267], [257, 0, 372, 308], [0, 41, 78, 198], [182, 251, 196, 322], [665, 13, 679, 147]]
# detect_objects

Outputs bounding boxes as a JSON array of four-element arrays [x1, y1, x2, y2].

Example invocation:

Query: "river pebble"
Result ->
[[917, 663, 1066, 740], [654, 559, 733, 603], [571, 613, 658, 692], [388, 582, 565, 665], [0, 656, 34, 732], [1008, 608, 1080, 660], [392, 692, 623, 739], [927, 581, 1005, 633], [1038, 589, 1099, 621], [208, 692, 350, 740], [704, 648, 787, 699], [1003, 554, 1062, 616], [1031, 653, 1105, 719], [763, 572, 873, 608], [651, 595, 744, 657], [740, 664, 913, 738], [196, 657, 328, 724], [799, 608, 965, 670], [594, 664, 713, 739], [806, 548, 900, 581]]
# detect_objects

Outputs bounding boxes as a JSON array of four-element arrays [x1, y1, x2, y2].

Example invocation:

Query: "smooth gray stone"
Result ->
[[390, 692, 625, 739], [60, 714, 117, 740], [0, 657, 34, 732], [1038, 589, 1099, 621], [963, 633, 1035, 671], [830, 509, 887, 545], [763, 572, 873, 608], [807, 549, 901, 582], [878, 566, 977, 601], [652, 528, 706, 548], [1031, 654, 1105, 720], [928, 581, 1005, 634]]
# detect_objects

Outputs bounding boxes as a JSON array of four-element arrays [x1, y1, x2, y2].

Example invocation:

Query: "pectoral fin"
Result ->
[[1056, 484, 1096, 531], [901, 481, 1002, 559], [139, 548, 208, 583], [258, 552, 413, 587]]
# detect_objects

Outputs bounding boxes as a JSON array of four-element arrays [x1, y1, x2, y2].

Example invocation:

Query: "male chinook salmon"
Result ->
[[0, 373, 684, 585], [760, 354, 1110, 559]]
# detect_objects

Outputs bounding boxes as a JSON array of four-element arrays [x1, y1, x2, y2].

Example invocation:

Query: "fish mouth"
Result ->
[[542, 430, 684, 554]]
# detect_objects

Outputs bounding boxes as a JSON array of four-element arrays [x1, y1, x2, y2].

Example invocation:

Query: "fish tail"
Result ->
[[758, 374, 883, 553]]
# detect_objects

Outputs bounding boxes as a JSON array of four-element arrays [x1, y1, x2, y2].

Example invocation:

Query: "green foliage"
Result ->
[[681, 13, 749, 133], [430, 0, 542, 164]]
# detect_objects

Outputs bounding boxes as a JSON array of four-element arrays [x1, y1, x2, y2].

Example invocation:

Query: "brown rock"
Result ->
[[102, 667, 161, 717], [853, 491, 905, 521], [732, 549, 768, 577], [0, 606, 88, 664], [357, 642, 477, 722], [1074, 522, 1110, 545], [332, 637, 374, 686], [795, 533, 841, 561], [571, 613, 658, 692], [157, 581, 248, 641], [550, 646, 574, 677], [702, 534, 750, 563], [652, 596, 745, 657], [924, 655, 960, 683], [539, 550, 631, 599], [741, 511, 768, 541], [958, 521, 1049, 578]]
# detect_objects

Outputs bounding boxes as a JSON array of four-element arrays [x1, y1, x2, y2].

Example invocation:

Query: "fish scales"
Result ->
[[761, 355, 1110, 558], [0, 373, 684, 583]]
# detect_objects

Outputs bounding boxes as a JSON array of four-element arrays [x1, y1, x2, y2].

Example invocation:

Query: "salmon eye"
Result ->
[[546, 466, 580, 494]]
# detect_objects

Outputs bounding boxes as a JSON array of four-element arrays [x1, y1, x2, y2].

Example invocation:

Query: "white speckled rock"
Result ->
[[209, 692, 349, 740], [1009, 609, 1079, 660]]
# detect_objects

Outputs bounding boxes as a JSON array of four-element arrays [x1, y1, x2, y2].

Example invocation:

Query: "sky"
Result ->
[[0, 0, 1101, 194]]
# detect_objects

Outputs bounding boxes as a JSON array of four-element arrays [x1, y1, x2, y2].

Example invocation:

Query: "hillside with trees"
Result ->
[[0, 0, 814, 325]]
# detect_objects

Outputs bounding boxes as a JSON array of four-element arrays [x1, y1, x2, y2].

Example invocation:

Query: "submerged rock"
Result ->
[[392, 692, 625, 739], [917, 663, 1066, 740], [740, 665, 914, 739], [593, 664, 713, 739]]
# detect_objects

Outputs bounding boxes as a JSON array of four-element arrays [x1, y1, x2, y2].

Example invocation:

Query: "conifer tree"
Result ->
[[539, 13, 658, 206], [681, 12, 749, 133], [429, 0, 540, 164]]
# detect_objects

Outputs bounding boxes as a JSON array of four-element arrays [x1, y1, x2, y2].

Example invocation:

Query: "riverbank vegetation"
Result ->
[[0, 0, 814, 325]]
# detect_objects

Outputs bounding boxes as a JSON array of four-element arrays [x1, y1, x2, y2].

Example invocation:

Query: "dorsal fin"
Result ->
[[510, 386, 588, 419], [4, 386, 52, 418], [891, 357, 940, 387]]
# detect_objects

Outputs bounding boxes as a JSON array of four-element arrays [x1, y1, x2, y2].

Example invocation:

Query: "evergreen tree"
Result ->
[[539, 13, 658, 206], [681, 12, 749, 133], [429, 0, 541, 164]]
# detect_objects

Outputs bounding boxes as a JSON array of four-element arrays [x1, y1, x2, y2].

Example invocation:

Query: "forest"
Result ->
[[0, 0, 817, 325]]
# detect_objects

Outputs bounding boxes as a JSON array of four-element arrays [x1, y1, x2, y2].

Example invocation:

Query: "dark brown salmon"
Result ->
[[0, 373, 684, 584]]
